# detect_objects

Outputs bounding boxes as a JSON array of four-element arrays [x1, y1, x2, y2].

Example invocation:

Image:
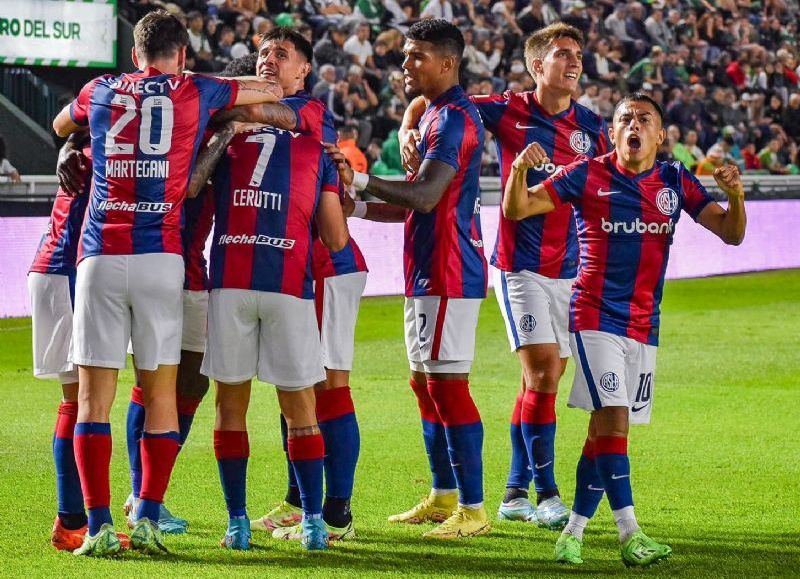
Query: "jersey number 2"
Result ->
[[104, 94, 174, 156]]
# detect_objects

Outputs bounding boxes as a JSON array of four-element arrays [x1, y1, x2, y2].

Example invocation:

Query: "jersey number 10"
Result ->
[[105, 94, 174, 156]]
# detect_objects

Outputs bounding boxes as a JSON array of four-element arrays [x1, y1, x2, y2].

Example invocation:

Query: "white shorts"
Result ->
[[316, 271, 367, 371], [569, 330, 657, 425], [201, 289, 325, 389], [404, 296, 482, 374], [182, 290, 209, 353], [28, 272, 78, 384], [72, 254, 184, 371], [493, 268, 573, 358]]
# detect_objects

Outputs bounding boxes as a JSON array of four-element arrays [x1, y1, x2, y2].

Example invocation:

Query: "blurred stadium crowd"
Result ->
[[118, 0, 800, 176]]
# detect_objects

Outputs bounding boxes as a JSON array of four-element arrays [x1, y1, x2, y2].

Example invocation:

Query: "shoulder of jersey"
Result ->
[[572, 99, 606, 130]]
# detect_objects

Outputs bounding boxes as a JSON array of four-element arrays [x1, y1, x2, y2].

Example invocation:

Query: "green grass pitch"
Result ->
[[0, 270, 798, 578]]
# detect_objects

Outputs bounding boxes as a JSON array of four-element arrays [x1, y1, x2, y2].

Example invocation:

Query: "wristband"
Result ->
[[352, 171, 369, 192], [352, 200, 367, 219]]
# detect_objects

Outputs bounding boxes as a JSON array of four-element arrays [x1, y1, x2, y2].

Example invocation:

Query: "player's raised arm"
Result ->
[[697, 164, 747, 245], [315, 190, 350, 252], [52, 106, 82, 138], [503, 143, 557, 220], [56, 130, 90, 196]]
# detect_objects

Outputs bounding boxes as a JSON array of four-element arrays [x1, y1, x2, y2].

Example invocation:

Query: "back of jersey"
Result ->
[[69, 67, 236, 260], [209, 125, 340, 298]]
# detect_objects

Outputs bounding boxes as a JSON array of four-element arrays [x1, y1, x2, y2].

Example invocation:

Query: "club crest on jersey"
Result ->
[[569, 130, 592, 154], [656, 188, 679, 216], [519, 314, 536, 333], [599, 372, 620, 393]]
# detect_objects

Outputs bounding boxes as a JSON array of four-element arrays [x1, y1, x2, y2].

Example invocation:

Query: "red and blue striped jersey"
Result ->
[[543, 151, 714, 345], [285, 90, 369, 279], [209, 125, 340, 298], [182, 186, 215, 291], [68, 67, 237, 261], [471, 91, 609, 278], [311, 237, 368, 279], [405, 85, 487, 298], [29, 146, 91, 276]]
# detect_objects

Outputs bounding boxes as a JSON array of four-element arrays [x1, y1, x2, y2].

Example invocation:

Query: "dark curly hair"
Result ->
[[405, 19, 464, 61]]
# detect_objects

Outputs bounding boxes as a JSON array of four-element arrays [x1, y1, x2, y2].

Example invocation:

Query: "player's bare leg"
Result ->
[[215, 380, 252, 550], [276, 387, 328, 550], [501, 344, 569, 528]]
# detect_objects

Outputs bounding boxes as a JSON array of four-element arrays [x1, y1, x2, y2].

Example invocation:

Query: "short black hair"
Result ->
[[133, 10, 189, 61], [405, 19, 464, 61], [615, 92, 665, 124], [260, 27, 313, 63], [220, 53, 258, 77]]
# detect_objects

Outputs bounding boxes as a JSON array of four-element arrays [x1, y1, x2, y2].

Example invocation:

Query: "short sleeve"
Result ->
[[542, 157, 590, 207], [423, 106, 466, 171], [192, 74, 238, 112], [470, 93, 509, 134], [282, 94, 327, 138], [69, 77, 101, 126], [679, 167, 715, 220], [321, 153, 340, 194]]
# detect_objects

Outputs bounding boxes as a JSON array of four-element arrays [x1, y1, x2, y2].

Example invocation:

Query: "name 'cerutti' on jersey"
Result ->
[[471, 91, 610, 279], [209, 124, 341, 298], [542, 151, 714, 346], [68, 67, 238, 261]]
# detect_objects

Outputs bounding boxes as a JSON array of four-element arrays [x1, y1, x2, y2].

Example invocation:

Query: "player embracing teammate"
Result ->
[[51, 9, 282, 556]]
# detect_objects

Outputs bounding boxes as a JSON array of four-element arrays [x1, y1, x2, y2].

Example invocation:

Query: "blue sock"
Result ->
[[594, 436, 633, 511], [88, 507, 113, 535], [53, 401, 85, 526], [409, 379, 457, 490], [316, 387, 360, 499], [126, 386, 145, 498], [428, 378, 484, 505], [214, 430, 249, 518], [176, 394, 201, 447], [572, 439, 605, 518], [280, 415, 300, 506], [506, 393, 532, 490], [288, 434, 325, 518]]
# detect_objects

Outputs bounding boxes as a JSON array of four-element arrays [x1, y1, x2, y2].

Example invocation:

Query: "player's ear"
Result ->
[[131, 47, 140, 69], [177, 46, 187, 73], [656, 127, 666, 146]]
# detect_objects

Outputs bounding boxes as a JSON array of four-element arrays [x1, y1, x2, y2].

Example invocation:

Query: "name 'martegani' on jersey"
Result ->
[[105, 159, 170, 179]]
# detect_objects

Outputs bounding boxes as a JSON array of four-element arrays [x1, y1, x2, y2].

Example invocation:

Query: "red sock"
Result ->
[[316, 386, 356, 423], [511, 391, 524, 427], [73, 423, 112, 509], [139, 432, 180, 503], [410, 378, 440, 423], [521, 390, 556, 425]]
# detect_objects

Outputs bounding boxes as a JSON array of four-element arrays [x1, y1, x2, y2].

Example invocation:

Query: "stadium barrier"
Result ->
[[1, 195, 798, 318]]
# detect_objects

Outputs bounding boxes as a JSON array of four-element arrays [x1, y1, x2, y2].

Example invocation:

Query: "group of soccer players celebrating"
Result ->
[[29, 8, 746, 567]]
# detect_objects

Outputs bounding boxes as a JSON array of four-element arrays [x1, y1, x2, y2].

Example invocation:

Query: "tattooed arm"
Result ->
[[231, 77, 284, 105], [210, 102, 299, 131], [187, 123, 237, 198]]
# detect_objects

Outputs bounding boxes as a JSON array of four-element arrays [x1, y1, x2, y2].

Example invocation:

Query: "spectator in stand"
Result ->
[[420, 0, 454, 20], [628, 46, 666, 91], [561, 1, 591, 35], [312, 63, 337, 98], [759, 138, 793, 174], [337, 125, 368, 173], [596, 85, 615, 120], [344, 22, 374, 67], [314, 24, 352, 75], [766, 94, 786, 125], [577, 83, 600, 114], [784, 93, 800, 141], [186, 11, 215, 71], [667, 125, 697, 170], [354, 0, 384, 26], [0, 136, 20, 183], [214, 25, 237, 68], [233, 15, 256, 51], [695, 144, 726, 176], [376, 70, 409, 139], [517, 0, 558, 35], [219, 0, 266, 26], [742, 143, 763, 172], [346, 64, 379, 145], [584, 38, 622, 86], [727, 52, 749, 90], [645, 3, 672, 49]]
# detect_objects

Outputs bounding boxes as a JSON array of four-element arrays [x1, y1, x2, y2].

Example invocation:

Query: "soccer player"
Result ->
[[197, 120, 349, 552], [29, 134, 92, 551], [190, 32, 367, 542], [400, 23, 609, 528], [504, 93, 746, 566], [51, 10, 282, 556], [324, 19, 490, 539]]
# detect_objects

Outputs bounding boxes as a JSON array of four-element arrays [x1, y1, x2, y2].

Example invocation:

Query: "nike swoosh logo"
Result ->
[[515, 122, 538, 130], [587, 485, 604, 491], [597, 189, 621, 197], [631, 404, 650, 412], [534, 461, 553, 469], [611, 474, 630, 480]]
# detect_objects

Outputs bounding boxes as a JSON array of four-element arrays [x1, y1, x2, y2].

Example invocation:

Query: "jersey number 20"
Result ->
[[105, 94, 174, 156]]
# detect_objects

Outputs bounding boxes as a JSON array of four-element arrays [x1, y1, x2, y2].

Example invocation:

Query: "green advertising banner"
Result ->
[[0, 0, 116, 68]]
